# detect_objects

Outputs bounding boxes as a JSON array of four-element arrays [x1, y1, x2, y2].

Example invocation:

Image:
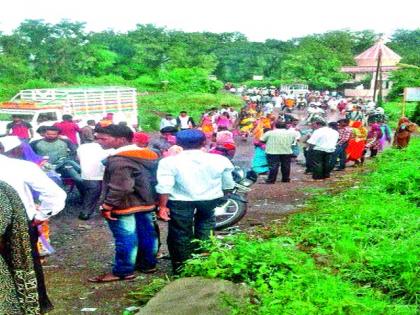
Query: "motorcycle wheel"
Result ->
[[214, 198, 247, 230]]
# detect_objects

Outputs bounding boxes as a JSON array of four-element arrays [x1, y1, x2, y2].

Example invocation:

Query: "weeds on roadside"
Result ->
[[182, 139, 420, 314]]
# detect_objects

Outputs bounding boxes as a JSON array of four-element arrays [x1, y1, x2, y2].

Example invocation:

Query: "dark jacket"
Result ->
[[101, 146, 159, 215]]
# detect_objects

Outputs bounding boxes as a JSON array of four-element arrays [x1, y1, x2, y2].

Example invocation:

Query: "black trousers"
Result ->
[[167, 198, 221, 273], [80, 180, 102, 216], [304, 148, 314, 173], [312, 150, 333, 180], [266, 154, 292, 183]]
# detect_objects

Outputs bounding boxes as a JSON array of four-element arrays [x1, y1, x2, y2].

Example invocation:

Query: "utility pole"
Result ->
[[373, 45, 382, 102]]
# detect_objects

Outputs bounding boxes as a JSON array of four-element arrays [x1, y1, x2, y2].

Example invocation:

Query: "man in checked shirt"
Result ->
[[331, 119, 353, 171]]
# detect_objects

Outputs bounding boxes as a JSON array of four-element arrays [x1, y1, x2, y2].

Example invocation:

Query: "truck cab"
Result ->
[[0, 108, 62, 136]]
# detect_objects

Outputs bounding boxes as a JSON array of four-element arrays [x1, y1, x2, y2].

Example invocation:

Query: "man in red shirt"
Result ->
[[6, 115, 34, 140], [54, 115, 80, 145]]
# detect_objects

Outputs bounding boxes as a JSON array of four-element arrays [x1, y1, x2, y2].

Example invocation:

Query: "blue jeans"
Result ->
[[330, 143, 348, 170], [107, 212, 158, 277]]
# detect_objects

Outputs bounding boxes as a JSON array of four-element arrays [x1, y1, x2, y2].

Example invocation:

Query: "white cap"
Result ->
[[0, 136, 22, 152]]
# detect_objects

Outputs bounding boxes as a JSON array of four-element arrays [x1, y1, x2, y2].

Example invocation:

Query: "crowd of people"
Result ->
[[0, 87, 417, 313]]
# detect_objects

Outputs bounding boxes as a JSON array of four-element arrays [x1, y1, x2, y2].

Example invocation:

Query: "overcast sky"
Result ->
[[0, 0, 419, 41]]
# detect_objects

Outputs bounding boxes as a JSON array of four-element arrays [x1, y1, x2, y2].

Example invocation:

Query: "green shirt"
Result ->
[[260, 129, 296, 155], [33, 139, 70, 164]]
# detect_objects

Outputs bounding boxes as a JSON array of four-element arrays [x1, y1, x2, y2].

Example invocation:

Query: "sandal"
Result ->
[[88, 273, 136, 283]]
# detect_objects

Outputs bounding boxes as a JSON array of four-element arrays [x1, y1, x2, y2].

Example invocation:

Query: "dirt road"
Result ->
[[45, 132, 351, 314]]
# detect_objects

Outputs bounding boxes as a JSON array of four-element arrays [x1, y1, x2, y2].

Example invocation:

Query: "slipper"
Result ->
[[88, 273, 136, 283]]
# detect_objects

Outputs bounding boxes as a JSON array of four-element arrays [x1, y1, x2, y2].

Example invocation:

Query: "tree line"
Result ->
[[0, 20, 419, 96]]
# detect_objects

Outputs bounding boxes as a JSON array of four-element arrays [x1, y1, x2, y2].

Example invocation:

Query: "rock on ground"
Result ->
[[136, 277, 250, 315]]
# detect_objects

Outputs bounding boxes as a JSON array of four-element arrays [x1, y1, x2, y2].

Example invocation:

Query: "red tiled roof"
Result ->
[[355, 41, 401, 66]]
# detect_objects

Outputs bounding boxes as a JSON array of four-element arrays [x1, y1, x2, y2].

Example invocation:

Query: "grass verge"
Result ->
[[182, 139, 420, 314], [137, 92, 243, 131]]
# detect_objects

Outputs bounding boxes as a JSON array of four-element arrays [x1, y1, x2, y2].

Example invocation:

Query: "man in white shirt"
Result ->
[[0, 136, 66, 224], [307, 121, 339, 180], [159, 113, 177, 130], [260, 121, 298, 183], [176, 111, 195, 130], [156, 129, 235, 273], [77, 142, 113, 220], [0, 136, 66, 312]]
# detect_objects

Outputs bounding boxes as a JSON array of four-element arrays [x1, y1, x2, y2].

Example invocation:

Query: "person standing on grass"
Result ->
[[89, 125, 159, 283], [176, 111, 195, 130], [393, 117, 417, 149], [307, 121, 339, 180], [159, 113, 177, 130], [156, 129, 235, 273], [260, 121, 297, 184]]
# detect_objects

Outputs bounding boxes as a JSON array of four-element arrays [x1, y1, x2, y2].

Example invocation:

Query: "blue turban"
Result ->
[[176, 129, 206, 148]]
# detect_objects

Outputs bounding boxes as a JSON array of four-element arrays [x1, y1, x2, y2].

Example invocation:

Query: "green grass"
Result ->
[[382, 101, 417, 128], [182, 139, 420, 314], [137, 91, 243, 131]]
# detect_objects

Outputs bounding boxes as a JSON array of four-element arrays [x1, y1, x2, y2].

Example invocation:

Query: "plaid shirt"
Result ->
[[337, 127, 352, 146]]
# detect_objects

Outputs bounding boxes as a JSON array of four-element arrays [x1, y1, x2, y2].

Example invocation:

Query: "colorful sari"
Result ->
[[0, 181, 40, 315], [346, 121, 367, 161], [200, 115, 214, 138]]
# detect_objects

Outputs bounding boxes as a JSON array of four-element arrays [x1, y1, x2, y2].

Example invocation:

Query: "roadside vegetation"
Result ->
[[181, 139, 419, 314], [138, 92, 242, 130]]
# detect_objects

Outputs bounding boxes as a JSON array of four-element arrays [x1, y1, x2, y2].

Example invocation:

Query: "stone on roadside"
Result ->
[[136, 277, 250, 315]]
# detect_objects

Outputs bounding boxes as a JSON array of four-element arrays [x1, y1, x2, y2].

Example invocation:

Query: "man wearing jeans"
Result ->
[[156, 129, 235, 273], [330, 119, 352, 171], [260, 121, 297, 183], [89, 125, 159, 283]]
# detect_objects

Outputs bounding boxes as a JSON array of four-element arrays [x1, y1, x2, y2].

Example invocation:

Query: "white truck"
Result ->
[[0, 86, 139, 135]]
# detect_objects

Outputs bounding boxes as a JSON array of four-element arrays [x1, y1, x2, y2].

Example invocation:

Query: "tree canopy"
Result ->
[[0, 20, 419, 94]]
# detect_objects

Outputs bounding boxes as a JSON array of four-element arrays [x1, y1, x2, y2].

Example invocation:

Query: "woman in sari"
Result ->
[[0, 180, 41, 315], [365, 123, 383, 159], [239, 114, 255, 140], [346, 121, 367, 164], [393, 117, 417, 149], [200, 112, 215, 139]]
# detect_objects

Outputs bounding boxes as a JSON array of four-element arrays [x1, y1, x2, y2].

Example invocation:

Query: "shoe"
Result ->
[[139, 267, 157, 274], [281, 179, 290, 183], [335, 168, 345, 171], [263, 181, 275, 184], [78, 213, 91, 221]]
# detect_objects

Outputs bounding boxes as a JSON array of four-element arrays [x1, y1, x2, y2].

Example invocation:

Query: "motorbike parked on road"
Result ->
[[214, 167, 257, 230]]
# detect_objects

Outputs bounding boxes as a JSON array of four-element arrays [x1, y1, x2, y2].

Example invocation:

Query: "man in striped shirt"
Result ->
[[331, 119, 352, 171]]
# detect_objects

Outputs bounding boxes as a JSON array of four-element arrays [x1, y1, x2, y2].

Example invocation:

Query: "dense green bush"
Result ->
[[387, 67, 420, 100], [183, 139, 420, 313], [382, 102, 417, 127]]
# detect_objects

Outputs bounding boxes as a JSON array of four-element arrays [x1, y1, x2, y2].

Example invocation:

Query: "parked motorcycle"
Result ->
[[214, 167, 257, 230]]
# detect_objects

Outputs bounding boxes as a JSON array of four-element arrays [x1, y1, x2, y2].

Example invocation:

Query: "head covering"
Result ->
[[160, 126, 178, 134], [0, 136, 21, 152], [352, 121, 363, 128], [133, 132, 150, 146], [216, 131, 234, 145], [176, 129, 206, 148]]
